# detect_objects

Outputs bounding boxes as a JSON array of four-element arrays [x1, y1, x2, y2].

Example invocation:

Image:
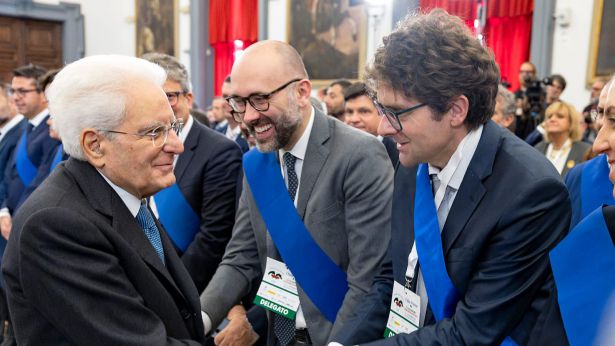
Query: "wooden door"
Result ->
[[0, 16, 62, 84]]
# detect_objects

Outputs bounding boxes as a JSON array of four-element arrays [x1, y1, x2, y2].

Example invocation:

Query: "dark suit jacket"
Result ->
[[173, 121, 243, 293], [334, 121, 571, 345], [382, 136, 399, 168], [534, 140, 591, 176], [1, 159, 205, 345], [1, 116, 60, 213], [0, 119, 26, 210]]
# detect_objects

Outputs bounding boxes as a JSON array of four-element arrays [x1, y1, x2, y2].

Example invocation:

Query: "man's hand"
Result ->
[[214, 305, 259, 346], [0, 215, 12, 240]]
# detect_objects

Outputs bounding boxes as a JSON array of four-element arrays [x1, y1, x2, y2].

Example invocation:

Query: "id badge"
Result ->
[[254, 257, 300, 319], [384, 281, 420, 337]]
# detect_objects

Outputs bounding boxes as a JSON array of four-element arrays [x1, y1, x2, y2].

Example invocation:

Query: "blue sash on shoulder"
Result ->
[[414, 164, 460, 320], [154, 183, 200, 251], [15, 131, 36, 186], [581, 155, 614, 218], [550, 207, 615, 346], [50, 144, 64, 171], [243, 150, 348, 322], [414, 164, 517, 345]]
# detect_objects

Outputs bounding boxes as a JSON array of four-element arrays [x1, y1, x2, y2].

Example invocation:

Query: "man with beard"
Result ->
[[324, 79, 351, 121], [199, 40, 393, 346]]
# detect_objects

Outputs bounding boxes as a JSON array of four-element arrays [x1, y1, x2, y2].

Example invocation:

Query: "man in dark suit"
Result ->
[[218, 75, 251, 153], [0, 64, 60, 240], [142, 53, 243, 293], [343, 82, 398, 167], [200, 40, 393, 346], [1, 55, 205, 344], [0, 83, 24, 221], [331, 10, 570, 345]]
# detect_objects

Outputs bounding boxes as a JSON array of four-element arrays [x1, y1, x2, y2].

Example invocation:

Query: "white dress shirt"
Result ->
[[405, 125, 483, 326]]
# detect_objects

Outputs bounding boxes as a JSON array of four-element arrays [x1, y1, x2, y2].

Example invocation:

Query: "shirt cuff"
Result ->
[[0, 208, 10, 218], [202, 311, 213, 335]]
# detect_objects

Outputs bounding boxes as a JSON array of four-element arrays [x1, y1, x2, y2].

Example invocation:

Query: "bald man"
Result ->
[[200, 40, 393, 345]]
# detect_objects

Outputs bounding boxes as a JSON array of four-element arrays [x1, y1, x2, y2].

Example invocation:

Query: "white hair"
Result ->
[[46, 55, 167, 160]]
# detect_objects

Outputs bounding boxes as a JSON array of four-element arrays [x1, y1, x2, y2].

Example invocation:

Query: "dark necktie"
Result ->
[[273, 152, 298, 345], [135, 200, 165, 264]]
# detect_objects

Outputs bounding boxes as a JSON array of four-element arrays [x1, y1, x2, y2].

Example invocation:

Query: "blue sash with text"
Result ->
[[550, 207, 615, 346], [154, 183, 200, 252], [243, 150, 348, 322], [581, 155, 614, 218], [15, 131, 36, 187], [414, 164, 517, 345]]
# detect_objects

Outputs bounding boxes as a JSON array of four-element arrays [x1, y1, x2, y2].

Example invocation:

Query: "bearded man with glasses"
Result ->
[[1, 55, 206, 345], [331, 10, 570, 346], [200, 40, 393, 346]]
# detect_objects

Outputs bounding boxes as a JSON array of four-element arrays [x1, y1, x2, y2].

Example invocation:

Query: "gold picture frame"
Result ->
[[587, 0, 615, 85], [135, 0, 179, 57], [287, 0, 368, 88]]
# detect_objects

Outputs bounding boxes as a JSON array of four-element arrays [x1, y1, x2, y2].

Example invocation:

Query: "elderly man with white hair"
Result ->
[[1, 55, 205, 345]]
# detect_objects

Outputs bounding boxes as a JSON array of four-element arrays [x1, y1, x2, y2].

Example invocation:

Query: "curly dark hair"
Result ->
[[367, 9, 500, 129]]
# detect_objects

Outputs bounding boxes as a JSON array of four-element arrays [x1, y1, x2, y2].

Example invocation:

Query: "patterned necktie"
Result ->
[[135, 200, 165, 264], [273, 152, 298, 346]]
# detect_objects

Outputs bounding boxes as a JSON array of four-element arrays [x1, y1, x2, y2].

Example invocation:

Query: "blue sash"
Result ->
[[243, 150, 348, 322], [414, 164, 517, 345], [50, 144, 64, 171], [414, 164, 460, 320], [581, 155, 614, 218], [15, 131, 36, 186], [154, 183, 200, 252], [550, 207, 615, 346]]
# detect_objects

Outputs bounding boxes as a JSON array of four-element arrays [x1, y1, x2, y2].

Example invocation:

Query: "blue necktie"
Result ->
[[135, 200, 165, 264], [273, 152, 299, 346]]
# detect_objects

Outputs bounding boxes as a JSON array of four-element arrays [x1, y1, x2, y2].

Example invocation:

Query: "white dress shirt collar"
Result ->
[[97, 170, 142, 217], [29, 109, 49, 128], [225, 123, 241, 141], [178, 115, 193, 145], [0, 114, 24, 143], [279, 107, 315, 163]]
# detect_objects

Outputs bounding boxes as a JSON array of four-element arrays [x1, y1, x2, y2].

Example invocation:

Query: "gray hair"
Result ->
[[46, 55, 166, 160], [141, 52, 191, 92], [497, 85, 516, 118]]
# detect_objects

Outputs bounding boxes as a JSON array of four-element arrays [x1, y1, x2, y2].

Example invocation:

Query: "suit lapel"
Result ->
[[296, 109, 330, 218], [174, 124, 199, 182], [441, 121, 501, 255], [65, 159, 186, 300]]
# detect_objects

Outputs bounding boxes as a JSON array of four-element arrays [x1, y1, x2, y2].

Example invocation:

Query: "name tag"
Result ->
[[254, 257, 300, 319], [384, 281, 420, 338]]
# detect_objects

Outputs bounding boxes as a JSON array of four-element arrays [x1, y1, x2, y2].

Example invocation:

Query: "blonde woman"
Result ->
[[535, 101, 591, 175]]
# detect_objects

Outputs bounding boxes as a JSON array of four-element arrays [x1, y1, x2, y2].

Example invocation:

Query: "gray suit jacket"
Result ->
[[534, 140, 591, 176], [201, 109, 393, 345]]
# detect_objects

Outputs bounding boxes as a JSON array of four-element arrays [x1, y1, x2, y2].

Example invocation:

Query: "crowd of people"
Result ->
[[0, 8, 612, 346]]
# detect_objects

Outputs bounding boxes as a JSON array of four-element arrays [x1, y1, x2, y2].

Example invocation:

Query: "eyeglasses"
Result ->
[[591, 108, 604, 122], [225, 78, 303, 122], [372, 97, 427, 132], [165, 91, 188, 106], [100, 120, 183, 147], [8, 88, 40, 97]]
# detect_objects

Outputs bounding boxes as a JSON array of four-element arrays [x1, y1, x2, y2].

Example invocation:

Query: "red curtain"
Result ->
[[418, 0, 533, 91], [209, 0, 258, 96]]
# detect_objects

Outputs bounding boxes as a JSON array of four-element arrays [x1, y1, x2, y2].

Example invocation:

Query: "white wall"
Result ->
[[34, 0, 191, 72], [550, 0, 597, 111]]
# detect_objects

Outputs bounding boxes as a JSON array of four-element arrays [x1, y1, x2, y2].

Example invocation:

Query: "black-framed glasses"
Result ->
[[225, 78, 303, 122], [166, 91, 188, 106], [372, 98, 427, 131], [8, 88, 40, 97], [591, 108, 604, 122], [99, 120, 183, 147]]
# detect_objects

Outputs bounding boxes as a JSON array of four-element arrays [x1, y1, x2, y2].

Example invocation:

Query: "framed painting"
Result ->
[[136, 0, 178, 57], [587, 0, 615, 85], [287, 0, 367, 86]]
